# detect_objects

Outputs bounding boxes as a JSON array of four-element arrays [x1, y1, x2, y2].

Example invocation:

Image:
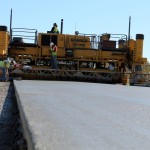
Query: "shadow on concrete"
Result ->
[[0, 81, 27, 150]]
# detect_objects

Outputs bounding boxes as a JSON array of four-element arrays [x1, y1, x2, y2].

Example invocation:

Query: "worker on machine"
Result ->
[[51, 23, 59, 33], [50, 42, 58, 69]]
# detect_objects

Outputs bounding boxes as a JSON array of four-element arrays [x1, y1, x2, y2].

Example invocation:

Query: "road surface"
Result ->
[[14, 80, 150, 150]]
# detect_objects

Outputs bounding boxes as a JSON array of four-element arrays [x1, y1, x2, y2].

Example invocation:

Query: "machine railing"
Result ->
[[11, 28, 38, 44]]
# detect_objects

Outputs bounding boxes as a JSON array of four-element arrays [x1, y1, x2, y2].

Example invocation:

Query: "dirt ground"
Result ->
[[0, 81, 27, 150]]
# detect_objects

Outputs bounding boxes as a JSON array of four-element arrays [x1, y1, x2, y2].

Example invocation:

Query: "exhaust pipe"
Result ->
[[10, 8, 13, 42], [60, 19, 63, 34]]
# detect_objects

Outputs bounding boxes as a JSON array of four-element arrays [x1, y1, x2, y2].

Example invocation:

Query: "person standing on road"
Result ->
[[0, 58, 6, 81], [50, 42, 58, 69], [4, 57, 11, 80]]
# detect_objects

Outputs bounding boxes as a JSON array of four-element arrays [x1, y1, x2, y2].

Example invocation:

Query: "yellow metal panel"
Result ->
[[129, 39, 135, 50], [101, 51, 113, 57], [0, 31, 9, 55], [65, 35, 90, 49], [57, 47, 65, 57], [74, 49, 99, 59], [135, 39, 143, 62], [57, 34, 65, 48], [38, 33, 42, 46], [41, 47, 50, 57], [9, 47, 39, 58]]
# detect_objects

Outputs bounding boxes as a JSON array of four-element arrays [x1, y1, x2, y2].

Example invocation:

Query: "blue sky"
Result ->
[[1, 0, 150, 62]]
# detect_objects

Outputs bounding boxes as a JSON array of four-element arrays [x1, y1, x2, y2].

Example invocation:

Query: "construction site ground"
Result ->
[[0, 82, 27, 150]]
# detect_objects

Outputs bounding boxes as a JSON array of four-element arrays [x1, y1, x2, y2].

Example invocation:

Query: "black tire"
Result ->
[[0, 26, 7, 31]]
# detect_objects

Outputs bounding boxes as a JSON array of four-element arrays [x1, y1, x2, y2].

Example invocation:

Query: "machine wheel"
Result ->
[[0, 26, 7, 31]]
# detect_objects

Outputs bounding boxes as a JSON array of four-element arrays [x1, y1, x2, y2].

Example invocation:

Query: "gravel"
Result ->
[[0, 81, 27, 150]]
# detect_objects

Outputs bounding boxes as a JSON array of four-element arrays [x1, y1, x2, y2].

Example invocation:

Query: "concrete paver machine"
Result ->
[[0, 16, 148, 84]]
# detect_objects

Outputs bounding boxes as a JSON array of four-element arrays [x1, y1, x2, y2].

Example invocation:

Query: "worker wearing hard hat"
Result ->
[[50, 42, 58, 69], [51, 23, 59, 33]]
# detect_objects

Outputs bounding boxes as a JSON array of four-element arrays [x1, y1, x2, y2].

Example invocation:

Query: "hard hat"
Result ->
[[53, 23, 57, 27], [50, 42, 54, 46]]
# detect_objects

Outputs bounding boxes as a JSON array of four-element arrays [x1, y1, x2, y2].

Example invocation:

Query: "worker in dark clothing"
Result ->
[[51, 23, 59, 33]]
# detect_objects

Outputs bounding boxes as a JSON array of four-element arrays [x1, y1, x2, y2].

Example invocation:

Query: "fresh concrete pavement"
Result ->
[[14, 80, 150, 150]]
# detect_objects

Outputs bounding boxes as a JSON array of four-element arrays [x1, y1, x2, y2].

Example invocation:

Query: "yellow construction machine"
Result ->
[[0, 15, 149, 84]]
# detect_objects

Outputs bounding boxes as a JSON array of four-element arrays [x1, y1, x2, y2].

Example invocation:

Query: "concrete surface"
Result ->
[[14, 80, 150, 150]]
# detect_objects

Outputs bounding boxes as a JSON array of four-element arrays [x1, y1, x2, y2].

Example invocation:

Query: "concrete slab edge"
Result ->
[[13, 82, 35, 150]]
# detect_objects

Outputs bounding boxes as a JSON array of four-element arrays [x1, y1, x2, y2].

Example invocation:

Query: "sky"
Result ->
[[1, 0, 150, 62]]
